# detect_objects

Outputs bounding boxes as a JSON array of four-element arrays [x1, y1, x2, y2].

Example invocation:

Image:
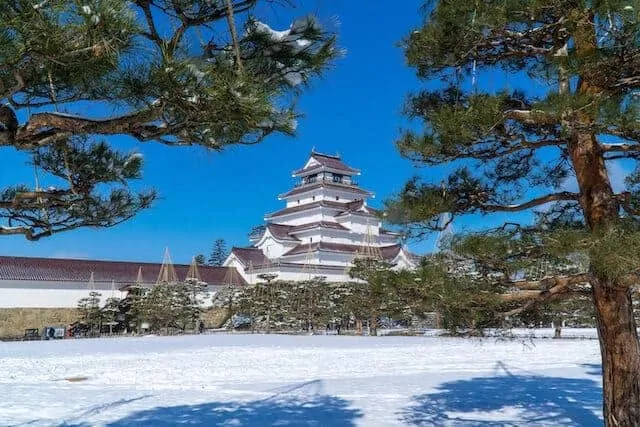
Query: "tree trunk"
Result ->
[[565, 11, 640, 424], [570, 127, 640, 424], [592, 280, 640, 426]]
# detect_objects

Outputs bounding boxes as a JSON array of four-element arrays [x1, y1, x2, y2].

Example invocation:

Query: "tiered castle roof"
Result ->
[[227, 151, 419, 274]]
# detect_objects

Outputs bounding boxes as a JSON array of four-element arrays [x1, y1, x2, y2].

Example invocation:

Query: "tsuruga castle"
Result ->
[[224, 151, 420, 283]]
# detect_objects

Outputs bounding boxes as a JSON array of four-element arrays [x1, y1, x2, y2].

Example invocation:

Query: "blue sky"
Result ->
[[0, 1, 632, 264]]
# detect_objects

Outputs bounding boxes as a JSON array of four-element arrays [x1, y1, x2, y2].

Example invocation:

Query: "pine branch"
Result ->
[[135, 1, 162, 44], [600, 143, 640, 153], [17, 109, 164, 148], [504, 109, 558, 126], [501, 273, 591, 303], [482, 191, 579, 213]]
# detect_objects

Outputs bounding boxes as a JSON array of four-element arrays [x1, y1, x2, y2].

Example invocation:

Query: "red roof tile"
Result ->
[[266, 224, 299, 241], [282, 242, 402, 259], [230, 247, 271, 267], [0, 256, 245, 286], [279, 181, 373, 199], [289, 221, 349, 233], [293, 152, 360, 176], [265, 200, 348, 218], [266, 199, 380, 219]]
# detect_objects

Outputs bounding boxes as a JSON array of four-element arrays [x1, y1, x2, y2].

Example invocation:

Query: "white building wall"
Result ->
[[378, 234, 399, 245], [251, 265, 355, 283], [269, 269, 351, 283], [223, 255, 253, 284], [286, 195, 317, 207], [279, 251, 354, 267], [336, 215, 381, 235], [290, 229, 365, 246], [268, 210, 326, 226], [0, 286, 123, 308], [284, 188, 366, 207], [254, 234, 297, 259]]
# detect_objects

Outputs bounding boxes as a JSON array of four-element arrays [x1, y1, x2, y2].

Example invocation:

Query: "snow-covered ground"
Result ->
[[0, 333, 603, 426]]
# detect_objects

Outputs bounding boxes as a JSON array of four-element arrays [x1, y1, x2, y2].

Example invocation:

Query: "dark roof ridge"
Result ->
[[311, 150, 341, 160]]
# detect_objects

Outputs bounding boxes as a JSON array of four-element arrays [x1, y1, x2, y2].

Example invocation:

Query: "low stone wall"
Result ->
[[201, 308, 231, 329], [0, 308, 77, 339]]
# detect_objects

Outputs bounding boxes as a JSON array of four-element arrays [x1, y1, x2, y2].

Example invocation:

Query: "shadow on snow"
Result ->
[[62, 381, 361, 427], [105, 396, 361, 427], [402, 363, 602, 426]]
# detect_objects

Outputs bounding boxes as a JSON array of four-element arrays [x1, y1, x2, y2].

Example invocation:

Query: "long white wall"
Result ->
[[0, 286, 220, 309], [0, 287, 124, 308]]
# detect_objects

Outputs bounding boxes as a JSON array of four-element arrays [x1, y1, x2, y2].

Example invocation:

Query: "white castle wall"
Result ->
[[0, 280, 220, 309], [267, 210, 326, 226], [255, 234, 297, 258], [284, 188, 364, 207], [0, 280, 124, 308], [336, 215, 381, 234]]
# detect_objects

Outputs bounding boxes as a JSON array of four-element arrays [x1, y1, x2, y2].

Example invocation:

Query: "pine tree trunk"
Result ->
[[568, 112, 640, 424], [592, 280, 640, 426], [570, 128, 640, 424]]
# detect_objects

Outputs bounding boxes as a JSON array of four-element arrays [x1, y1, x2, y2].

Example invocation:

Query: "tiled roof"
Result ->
[[293, 152, 360, 176], [265, 199, 382, 220], [279, 181, 373, 199], [289, 221, 349, 233], [265, 200, 351, 218], [230, 247, 271, 267], [0, 256, 245, 286], [266, 224, 299, 241], [282, 242, 402, 260], [379, 227, 401, 236], [335, 200, 381, 218]]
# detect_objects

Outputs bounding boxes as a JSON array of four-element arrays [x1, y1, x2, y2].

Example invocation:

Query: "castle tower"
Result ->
[[223, 151, 420, 282]]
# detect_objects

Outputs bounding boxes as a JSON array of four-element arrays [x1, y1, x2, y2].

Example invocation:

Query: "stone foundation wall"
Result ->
[[0, 308, 77, 339]]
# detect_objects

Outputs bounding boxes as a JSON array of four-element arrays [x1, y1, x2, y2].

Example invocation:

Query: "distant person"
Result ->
[[198, 320, 205, 334]]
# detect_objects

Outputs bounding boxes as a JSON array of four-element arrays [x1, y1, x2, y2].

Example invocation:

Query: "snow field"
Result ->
[[0, 333, 603, 426]]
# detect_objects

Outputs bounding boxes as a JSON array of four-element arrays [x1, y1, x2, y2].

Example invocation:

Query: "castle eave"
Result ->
[[278, 181, 373, 199]]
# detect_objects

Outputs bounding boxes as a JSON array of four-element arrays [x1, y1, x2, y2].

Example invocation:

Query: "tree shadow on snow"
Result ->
[[101, 381, 361, 427], [582, 363, 603, 377], [402, 364, 602, 426]]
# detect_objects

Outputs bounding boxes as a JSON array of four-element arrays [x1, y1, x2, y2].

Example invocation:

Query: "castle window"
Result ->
[[336, 196, 339, 201], [333, 174, 344, 183], [297, 199, 300, 205], [312, 196, 316, 201]]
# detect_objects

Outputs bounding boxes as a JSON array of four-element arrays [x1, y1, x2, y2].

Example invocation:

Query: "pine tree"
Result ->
[[208, 238, 229, 266], [194, 254, 207, 266], [387, 2, 640, 423], [101, 297, 123, 334], [77, 291, 102, 335], [348, 258, 399, 336], [182, 278, 209, 330], [0, 1, 338, 240], [140, 283, 179, 332]]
